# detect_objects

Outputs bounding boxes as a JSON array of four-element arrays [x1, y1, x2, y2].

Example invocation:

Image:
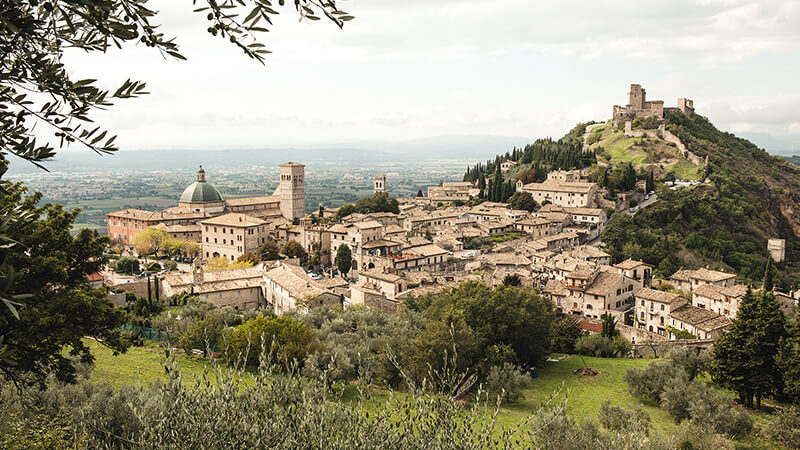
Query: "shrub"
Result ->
[[551, 317, 586, 354], [598, 400, 650, 432], [485, 363, 529, 404], [146, 261, 161, 272], [163, 260, 178, 271], [659, 377, 707, 422], [625, 361, 685, 403], [762, 407, 800, 448], [223, 315, 320, 368], [114, 256, 139, 274], [575, 334, 630, 357], [178, 313, 227, 356], [667, 347, 711, 380]]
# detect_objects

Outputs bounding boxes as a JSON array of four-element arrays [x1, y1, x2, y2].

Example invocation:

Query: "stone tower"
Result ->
[[280, 162, 305, 220], [628, 84, 646, 110], [374, 174, 386, 194], [768, 238, 786, 263]]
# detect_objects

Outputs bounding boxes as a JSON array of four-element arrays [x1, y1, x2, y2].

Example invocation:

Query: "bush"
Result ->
[[551, 317, 586, 354], [625, 361, 685, 403], [598, 400, 650, 432], [762, 407, 800, 448], [146, 261, 161, 272], [485, 363, 528, 404], [178, 313, 227, 356], [163, 260, 178, 271], [575, 334, 630, 358], [113, 256, 139, 274], [668, 347, 711, 380], [223, 315, 320, 368], [659, 377, 708, 422]]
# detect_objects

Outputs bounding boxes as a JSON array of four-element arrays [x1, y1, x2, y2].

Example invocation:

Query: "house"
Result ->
[[691, 284, 747, 319], [543, 265, 639, 320], [670, 268, 737, 292], [262, 262, 343, 315], [635, 288, 688, 336], [200, 213, 270, 262], [161, 264, 264, 310], [500, 161, 518, 171], [516, 172, 600, 208], [614, 259, 653, 288], [667, 304, 732, 340], [514, 217, 554, 239]]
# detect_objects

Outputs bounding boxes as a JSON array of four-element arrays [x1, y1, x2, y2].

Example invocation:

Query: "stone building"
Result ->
[[160, 263, 264, 310], [200, 213, 270, 261], [635, 288, 688, 335], [768, 238, 786, 262], [177, 166, 225, 214], [107, 163, 305, 245], [612, 83, 694, 121], [262, 262, 343, 315], [669, 268, 736, 292], [516, 171, 600, 208], [374, 174, 386, 194], [279, 162, 305, 220]]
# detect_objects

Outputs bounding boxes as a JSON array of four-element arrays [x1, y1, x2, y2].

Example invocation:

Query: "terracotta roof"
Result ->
[[637, 288, 686, 305], [353, 220, 383, 230], [585, 271, 624, 296], [580, 320, 603, 333], [564, 207, 604, 216], [544, 279, 569, 296], [614, 259, 652, 270], [224, 195, 279, 206], [362, 239, 403, 249], [521, 180, 597, 194], [515, 217, 550, 226], [695, 315, 733, 332], [691, 268, 736, 282], [263, 263, 327, 299], [408, 244, 448, 257], [201, 213, 267, 227], [669, 304, 722, 325]]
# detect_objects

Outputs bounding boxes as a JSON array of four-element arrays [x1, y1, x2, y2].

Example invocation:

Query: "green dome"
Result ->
[[180, 166, 223, 204]]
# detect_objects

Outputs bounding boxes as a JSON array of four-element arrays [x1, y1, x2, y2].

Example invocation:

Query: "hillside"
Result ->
[[603, 112, 800, 288], [584, 122, 702, 180], [469, 113, 800, 288]]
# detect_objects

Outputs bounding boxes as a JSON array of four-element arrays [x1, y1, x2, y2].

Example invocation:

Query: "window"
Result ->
[[205, 237, 208, 242], [660, 317, 664, 324], [223, 239, 227, 245], [640, 312, 644, 319], [660, 304, 665, 311], [641, 300, 645, 306]]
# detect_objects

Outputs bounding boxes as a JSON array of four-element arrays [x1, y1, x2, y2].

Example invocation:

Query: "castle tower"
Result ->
[[280, 162, 305, 220], [628, 84, 646, 110], [768, 238, 786, 263], [374, 174, 386, 194]]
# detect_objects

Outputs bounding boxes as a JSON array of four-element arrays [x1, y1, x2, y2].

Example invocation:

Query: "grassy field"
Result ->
[[591, 129, 701, 180], [495, 355, 679, 435], [86, 339, 218, 387], [86, 342, 779, 446]]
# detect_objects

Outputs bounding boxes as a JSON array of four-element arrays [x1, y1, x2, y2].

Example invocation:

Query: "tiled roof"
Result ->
[[636, 288, 685, 304], [585, 271, 624, 296], [224, 195, 279, 206], [200, 213, 266, 227], [669, 304, 722, 325], [615, 259, 652, 270]]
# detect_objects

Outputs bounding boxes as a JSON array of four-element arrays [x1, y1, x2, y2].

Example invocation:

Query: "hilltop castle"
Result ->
[[612, 84, 694, 121]]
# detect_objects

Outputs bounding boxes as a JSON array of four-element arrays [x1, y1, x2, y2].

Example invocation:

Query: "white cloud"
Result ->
[[55, 0, 800, 151]]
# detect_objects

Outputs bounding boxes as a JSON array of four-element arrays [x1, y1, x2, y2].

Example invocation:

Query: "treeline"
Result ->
[[463, 127, 596, 203], [335, 192, 399, 221]]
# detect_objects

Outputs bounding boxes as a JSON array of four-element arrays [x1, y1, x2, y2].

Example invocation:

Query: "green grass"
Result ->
[[86, 342, 778, 446], [598, 132, 650, 165], [495, 355, 679, 435], [86, 339, 217, 387]]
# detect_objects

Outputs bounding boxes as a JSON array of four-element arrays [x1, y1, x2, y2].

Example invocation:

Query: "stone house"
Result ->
[[514, 217, 554, 238], [200, 213, 270, 262], [160, 264, 264, 310], [667, 304, 732, 340], [543, 265, 639, 320], [635, 288, 688, 336], [516, 179, 599, 208], [691, 284, 747, 319], [669, 268, 736, 292], [262, 262, 342, 315], [500, 161, 518, 171], [614, 259, 653, 288]]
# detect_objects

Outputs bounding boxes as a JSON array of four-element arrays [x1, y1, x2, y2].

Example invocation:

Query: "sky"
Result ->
[[63, 0, 800, 154]]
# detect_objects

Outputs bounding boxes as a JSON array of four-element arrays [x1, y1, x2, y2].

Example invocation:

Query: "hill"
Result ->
[[603, 112, 800, 287], [468, 113, 800, 288], [585, 121, 702, 180]]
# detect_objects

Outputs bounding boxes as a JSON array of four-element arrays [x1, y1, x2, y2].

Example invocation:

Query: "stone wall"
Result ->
[[617, 323, 666, 345], [108, 278, 159, 299]]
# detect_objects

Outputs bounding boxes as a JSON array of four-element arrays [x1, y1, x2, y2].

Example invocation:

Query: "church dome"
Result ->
[[179, 166, 224, 204]]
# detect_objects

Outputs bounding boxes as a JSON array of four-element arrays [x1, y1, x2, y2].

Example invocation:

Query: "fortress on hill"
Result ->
[[612, 84, 694, 121]]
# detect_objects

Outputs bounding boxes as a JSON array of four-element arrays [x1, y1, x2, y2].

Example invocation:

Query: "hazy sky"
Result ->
[[63, 0, 800, 153]]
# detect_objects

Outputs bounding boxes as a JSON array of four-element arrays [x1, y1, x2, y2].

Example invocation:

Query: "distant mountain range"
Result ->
[[6, 135, 533, 174]]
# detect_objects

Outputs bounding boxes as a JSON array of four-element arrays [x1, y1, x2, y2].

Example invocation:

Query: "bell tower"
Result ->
[[374, 174, 386, 194], [280, 162, 305, 220]]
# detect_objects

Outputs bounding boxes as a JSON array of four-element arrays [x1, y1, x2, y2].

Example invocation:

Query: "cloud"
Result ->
[[53, 0, 800, 151]]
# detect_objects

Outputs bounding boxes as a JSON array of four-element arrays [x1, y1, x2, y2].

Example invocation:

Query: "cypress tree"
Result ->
[[763, 258, 774, 291], [646, 169, 654, 192], [752, 290, 787, 408], [712, 288, 760, 408]]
